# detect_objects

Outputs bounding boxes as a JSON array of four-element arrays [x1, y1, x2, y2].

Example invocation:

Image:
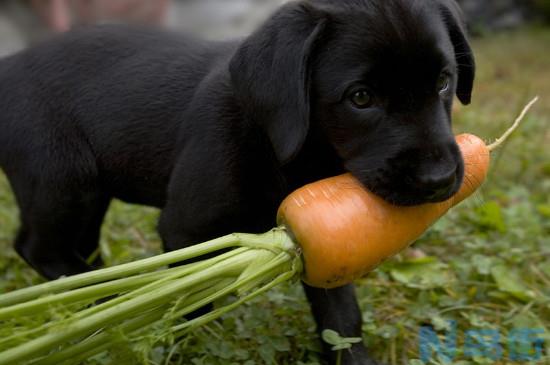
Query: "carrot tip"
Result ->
[[487, 96, 539, 152]]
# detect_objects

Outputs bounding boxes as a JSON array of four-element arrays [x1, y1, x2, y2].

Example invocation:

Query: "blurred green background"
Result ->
[[0, 3, 549, 365]]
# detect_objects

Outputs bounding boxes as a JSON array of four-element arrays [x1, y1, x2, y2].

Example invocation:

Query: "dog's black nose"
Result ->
[[415, 167, 457, 201]]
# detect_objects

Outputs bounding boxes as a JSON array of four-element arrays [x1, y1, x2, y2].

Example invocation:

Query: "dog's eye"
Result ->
[[437, 74, 450, 93], [350, 90, 373, 108]]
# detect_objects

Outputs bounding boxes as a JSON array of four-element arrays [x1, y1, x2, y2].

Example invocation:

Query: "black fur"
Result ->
[[0, 1, 474, 364]]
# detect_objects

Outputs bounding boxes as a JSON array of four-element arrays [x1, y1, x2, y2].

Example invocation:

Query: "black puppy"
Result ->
[[0, 0, 474, 363]]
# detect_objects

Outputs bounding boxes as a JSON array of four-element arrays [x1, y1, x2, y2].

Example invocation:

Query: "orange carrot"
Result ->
[[278, 97, 539, 288]]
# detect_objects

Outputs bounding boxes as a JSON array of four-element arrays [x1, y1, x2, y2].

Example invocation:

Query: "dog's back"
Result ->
[[0, 25, 237, 205], [0, 24, 243, 278]]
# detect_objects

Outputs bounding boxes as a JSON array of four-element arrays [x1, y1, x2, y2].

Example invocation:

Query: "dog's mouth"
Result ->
[[348, 166, 464, 207]]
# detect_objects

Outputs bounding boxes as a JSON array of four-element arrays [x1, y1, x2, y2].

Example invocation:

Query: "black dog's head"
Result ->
[[230, 0, 475, 206]]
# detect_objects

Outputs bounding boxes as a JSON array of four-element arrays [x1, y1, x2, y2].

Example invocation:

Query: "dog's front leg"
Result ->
[[303, 283, 382, 365]]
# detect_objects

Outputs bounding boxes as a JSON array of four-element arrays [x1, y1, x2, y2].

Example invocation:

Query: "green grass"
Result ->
[[1, 28, 549, 365]]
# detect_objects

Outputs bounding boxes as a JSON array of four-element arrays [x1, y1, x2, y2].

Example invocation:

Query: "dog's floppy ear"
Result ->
[[437, 0, 476, 105], [229, 2, 327, 164]]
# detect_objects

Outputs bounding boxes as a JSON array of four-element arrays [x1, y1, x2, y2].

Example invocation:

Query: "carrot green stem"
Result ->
[[0, 228, 301, 365], [45, 260, 296, 365], [0, 253, 244, 350], [39, 251, 297, 364], [487, 96, 539, 152], [169, 251, 296, 324], [0, 265, 178, 320], [0, 247, 250, 351], [174, 269, 298, 337], [0, 247, 248, 321], [37, 279, 235, 365], [47, 307, 167, 365], [0, 233, 242, 307], [0, 251, 258, 365]]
